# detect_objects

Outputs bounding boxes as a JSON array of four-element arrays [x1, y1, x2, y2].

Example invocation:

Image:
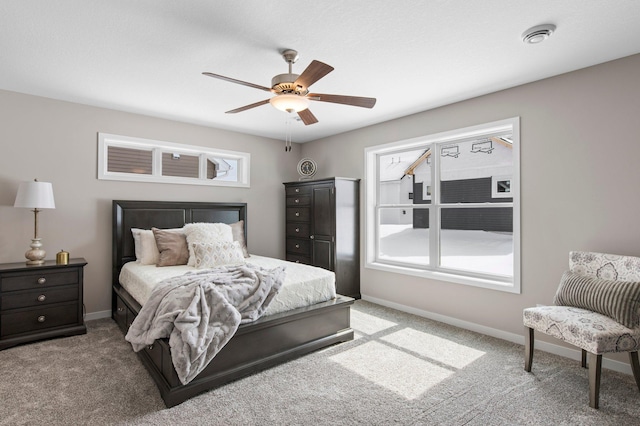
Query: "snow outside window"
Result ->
[[364, 118, 520, 293]]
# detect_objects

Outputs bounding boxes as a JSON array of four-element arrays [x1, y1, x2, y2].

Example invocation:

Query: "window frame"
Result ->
[[364, 117, 520, 293], [97, 133, 250, 187]]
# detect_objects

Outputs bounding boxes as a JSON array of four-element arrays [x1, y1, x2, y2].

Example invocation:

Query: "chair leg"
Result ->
[[588, 352, 602, 409], [582, 349, 587, 368], [629, 352, 640, 392], [524, 326, 534, 372]]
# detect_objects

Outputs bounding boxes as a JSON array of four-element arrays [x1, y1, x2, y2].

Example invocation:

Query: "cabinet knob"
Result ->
[[147, 345, 154, 351], [295, 260, 300, 263], [37, 315, 46, 323], [295, 212, 300, 217], [295, 228, 300, 233], [295, 244, 300, 249], [37, 277, 46, 285], [295, 188, 300, 193], [310, 235, 315, 239], [295, 199, 299, 204], [117, 307, 124, 312], [37, 294, 46, 302]]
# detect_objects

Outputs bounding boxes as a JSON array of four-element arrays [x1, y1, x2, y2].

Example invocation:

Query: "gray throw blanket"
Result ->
[[125, 264, 285, 385]]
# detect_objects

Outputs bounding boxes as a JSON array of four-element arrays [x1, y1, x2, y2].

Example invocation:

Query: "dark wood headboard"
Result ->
[[112, 200, 247, 288]]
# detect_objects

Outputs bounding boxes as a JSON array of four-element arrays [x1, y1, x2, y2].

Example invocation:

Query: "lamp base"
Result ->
[[25, 238, 46, 265]]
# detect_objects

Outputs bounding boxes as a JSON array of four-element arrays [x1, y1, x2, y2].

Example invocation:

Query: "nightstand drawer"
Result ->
[[1, 302, 79, 337], [286, 207, 310, 222], [1, 285, 78, 310], [1, 270, 79, 292]]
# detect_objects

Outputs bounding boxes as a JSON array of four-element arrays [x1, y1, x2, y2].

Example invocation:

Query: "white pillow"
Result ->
[[183, 223, 234, 266], [131, 228, 160, 265], [192, 241, 245, 269]]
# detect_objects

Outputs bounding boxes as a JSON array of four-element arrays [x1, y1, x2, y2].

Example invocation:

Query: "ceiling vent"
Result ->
[[522, 24, 556, 44]]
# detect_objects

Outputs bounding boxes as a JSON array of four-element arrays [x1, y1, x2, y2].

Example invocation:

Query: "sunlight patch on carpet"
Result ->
[[381, 328, 485, 369], [329, 341, 452, 400], [350, 310, 397, 336]]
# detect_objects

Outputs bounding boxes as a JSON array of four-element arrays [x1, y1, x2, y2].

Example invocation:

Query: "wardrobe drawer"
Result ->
[[286, 239, 310, 255], [1, 270, 79, 292], [1, 303, 79, 337], [286, 223, 310, 238], [1, 285, 78, 310], [286, 196, 311, 207], [286, 254, 312, 265], [286, 207, 310, 222], [285, 186, 311, 196]]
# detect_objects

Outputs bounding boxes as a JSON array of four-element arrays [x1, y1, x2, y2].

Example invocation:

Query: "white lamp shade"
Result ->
[[269, 94, 310, 113], [14, 180, 56, 209]]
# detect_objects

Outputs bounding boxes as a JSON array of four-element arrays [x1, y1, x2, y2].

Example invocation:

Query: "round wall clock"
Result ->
[[297, 158, 317, 180]]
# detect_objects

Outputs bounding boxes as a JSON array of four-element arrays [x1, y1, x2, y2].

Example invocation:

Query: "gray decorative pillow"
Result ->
[[553, 271, 640, 328], [152, 227, 189, 267], [230, 220, 250, 258]]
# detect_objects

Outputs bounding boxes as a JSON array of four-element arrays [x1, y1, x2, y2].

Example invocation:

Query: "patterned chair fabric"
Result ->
[[523, 251, 640, 409]]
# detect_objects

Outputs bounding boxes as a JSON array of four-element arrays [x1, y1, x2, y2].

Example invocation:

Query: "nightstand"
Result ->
[[0, 258, 87, 350]]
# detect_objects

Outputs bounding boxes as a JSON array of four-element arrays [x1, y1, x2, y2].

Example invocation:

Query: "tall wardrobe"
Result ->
[[283, 177, 360, 298]]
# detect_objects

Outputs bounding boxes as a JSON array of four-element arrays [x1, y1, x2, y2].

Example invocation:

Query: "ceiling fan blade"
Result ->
[[308, 93, 376, 108], [203, 72, 274, 93], [294, 60, 334, 89], [226, 99, 271, 114], [297, 108, 319, 125]]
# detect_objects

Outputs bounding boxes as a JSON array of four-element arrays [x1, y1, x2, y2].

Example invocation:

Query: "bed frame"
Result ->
[[112, 200, 354, 407]]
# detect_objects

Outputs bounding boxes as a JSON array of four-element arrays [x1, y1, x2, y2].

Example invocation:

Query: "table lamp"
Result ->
[[14, 179, 56, 265]]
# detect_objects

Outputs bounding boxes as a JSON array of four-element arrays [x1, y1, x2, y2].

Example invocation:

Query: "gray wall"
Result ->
[[0, 90, 300, 315], [302, 54, 640, 356]]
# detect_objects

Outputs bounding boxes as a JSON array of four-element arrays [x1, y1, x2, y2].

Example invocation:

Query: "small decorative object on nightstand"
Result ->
[[0, 258, 87, 350], [13, 179, 56, 265]]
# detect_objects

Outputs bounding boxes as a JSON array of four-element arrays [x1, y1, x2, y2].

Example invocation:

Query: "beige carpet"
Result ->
[[1, 300, 639, 425]]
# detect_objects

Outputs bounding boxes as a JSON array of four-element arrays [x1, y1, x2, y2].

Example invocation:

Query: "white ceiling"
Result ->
[[2, 1, 640, 143]]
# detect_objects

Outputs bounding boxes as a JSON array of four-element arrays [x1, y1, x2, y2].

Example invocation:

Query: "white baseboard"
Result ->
[[361, 295, 632, 376], [85, 310, 112, 321]]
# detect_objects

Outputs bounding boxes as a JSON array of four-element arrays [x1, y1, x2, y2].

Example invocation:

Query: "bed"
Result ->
[[112, 200, 354, 407]]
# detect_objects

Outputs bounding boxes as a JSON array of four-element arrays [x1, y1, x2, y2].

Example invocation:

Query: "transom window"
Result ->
[[364, 118, 520, 293], [98, 133, 250, 187]]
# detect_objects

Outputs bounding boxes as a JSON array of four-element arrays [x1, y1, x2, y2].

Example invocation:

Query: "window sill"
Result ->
[[365, 261, 520, 294]]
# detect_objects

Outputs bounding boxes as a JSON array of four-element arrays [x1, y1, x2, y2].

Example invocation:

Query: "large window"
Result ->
[[98, 133, 250, 187], [364, 118, 520, 292]]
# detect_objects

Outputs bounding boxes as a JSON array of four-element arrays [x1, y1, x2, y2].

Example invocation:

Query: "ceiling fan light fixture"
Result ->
[[522, 24, 556, 44], [269, 93, 309, 113]]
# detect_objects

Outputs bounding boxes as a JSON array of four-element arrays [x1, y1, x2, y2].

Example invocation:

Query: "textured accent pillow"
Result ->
[[152, 227, 189, 267], [191, 241, 246, 269], [183, 223, 234, 266], [131, 228, 160, 265], [230, 220, 250, 258], [553, 271, 640, 328]]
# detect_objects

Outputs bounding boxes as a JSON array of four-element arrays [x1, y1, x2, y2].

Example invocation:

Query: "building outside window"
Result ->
[[364, 117, 520, 293]]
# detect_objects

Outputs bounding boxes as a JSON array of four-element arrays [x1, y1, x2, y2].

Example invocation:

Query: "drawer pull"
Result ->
[[37, 315, 46, 323], [37, 277, 47, 285], [295, 228, 300, 233], [310, 235, 315, 239], [37, 294, 46, 302], [295, 188, 300, 193], [148, 345, 154, 351], [117, 307, 125, 312], [295, 212, 300, 217], [295, 199, 299, 203], [295, 244, 300, 249], [295, 260, 300, 263]]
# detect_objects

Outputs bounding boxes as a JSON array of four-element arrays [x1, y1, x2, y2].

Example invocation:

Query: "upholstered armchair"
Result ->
[[523, 251, 640, 408]]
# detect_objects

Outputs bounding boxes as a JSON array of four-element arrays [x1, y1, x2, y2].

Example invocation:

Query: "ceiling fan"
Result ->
[[202, 49, 376, 126]]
